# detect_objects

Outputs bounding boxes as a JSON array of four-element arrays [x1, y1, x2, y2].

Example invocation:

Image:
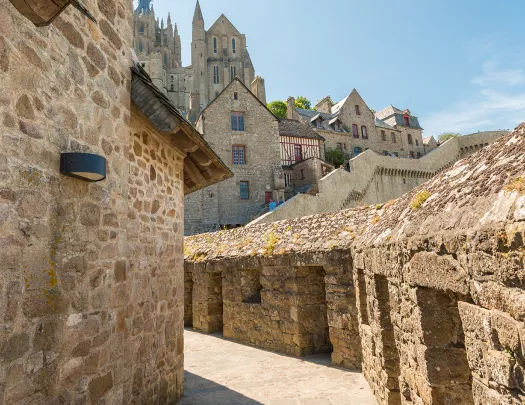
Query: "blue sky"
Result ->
[[145, 0, 525, 137]]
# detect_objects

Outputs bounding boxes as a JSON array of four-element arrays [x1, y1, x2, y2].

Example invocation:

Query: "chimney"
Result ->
[[287, 96, 295, 120], [315, 96, 333, 114], [251, 76, 266, 105]]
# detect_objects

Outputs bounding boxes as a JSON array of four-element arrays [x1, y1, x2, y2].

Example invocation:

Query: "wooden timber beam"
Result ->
[[184, 158, 206, 187]]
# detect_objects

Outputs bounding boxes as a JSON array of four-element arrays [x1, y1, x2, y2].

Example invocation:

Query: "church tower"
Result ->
[[191, 0, 207, 105]]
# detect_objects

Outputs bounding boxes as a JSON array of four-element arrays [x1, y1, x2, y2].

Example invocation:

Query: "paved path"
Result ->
[[180, 329, 377, 405]]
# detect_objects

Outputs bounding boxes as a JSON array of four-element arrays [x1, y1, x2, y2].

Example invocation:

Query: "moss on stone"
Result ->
[[505, 177, 525, 195], [410, 191, 432, 210]]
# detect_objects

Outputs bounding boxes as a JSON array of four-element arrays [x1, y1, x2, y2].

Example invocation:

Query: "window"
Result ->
[[381, 130, 386, 141], [265, 191, 273, 204], [361, 126, 368, 139], [240, 181, 249, 199], [232, 145, 246, 165], [391, 132, 397, 143], [241, 269, 262, 304], [233, 92, 238, 100], [410, 151, 415, 159], [231, 112, 245, 131], [355, 105, 360, 115], [170, 84, 174, 91], [407, 134, 413, 145], [285, 173, 292, 188], [352, 124, 359, 138], [300, 169, 305, 180], [353, 146, 362, 157], [138, 41, 143, 53], [294, 144, 302, 162], [213, 37, 218, 54], [417, 152, 421, 159], [394, 152, 399, 157], [383, 151, 388, 156], [213, 65, 219, 84], [232, 38, 236, 54], [316, 119, 322, 128], [415, 139, 419, 146], [336, 143, 343, 151], [163, 53, 167, 65], [403, 115, 410, 126], [139, 23, 145, 33], [230, 65, 236, 81]]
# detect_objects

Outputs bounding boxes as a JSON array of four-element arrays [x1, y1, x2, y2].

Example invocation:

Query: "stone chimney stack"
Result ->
[[315, 96, 333, 114], [287, 96, 295, 120], [251, 76, 266, 105]]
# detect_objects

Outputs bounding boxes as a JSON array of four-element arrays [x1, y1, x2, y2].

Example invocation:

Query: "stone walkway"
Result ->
[[180, 329, 377, 405]]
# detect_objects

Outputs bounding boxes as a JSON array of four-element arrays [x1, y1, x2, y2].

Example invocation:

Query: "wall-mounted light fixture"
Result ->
[[60, 153, 106, 182]]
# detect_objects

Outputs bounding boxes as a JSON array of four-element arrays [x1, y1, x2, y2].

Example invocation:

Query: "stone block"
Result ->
[[89, 372, 113, 404], [485, 349, 516, 388], [424, 346, 471, 385], [0, 333, 29, 362], [407, 252, 468, 295], [458, 301, 491, 341], [490, 310, 521, 353]]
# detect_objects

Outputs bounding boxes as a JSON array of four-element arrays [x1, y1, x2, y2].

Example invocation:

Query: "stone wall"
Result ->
[[251, 130, 506, 225], [0, 1, 191, 403], [184, 125, 525, 405]]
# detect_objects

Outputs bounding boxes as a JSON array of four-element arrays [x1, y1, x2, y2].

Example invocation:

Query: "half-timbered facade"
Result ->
[[279, 119, 325, 166]]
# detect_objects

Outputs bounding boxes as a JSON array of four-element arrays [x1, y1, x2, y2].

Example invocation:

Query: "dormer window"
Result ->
[[316, 120, 322, 128], [403, 114, 410, 126]]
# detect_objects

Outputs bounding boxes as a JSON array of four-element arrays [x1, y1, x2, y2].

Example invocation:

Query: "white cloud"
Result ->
[[423, 60, 525, 136]]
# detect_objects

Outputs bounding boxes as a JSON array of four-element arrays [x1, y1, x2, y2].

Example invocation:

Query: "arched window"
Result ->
[[138, 41, 143, 53], [232, 38, 236, 54], [213, 65, 219, 84], [361, 125, 368, 139], [230, 65, 236, 81], [407, 134, 413, 144], [213, 37, 218, 54]]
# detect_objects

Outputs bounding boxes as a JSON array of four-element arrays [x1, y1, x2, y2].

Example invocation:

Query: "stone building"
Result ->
[[184, 78, 284, 235], [185, 123, 525, 405], [0, 1, 229, 404], [288, 90, 429, 167], [133, 0, 255, 114]]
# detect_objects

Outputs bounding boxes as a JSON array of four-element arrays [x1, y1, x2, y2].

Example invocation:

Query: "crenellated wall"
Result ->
[[185, 125, 525, 405]]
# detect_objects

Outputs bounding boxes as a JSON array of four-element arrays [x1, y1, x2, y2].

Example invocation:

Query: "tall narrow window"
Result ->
[[232, 145, 246, 165], [381, 130, 386, 141], [213, 65, 219, 84], [170, 84, 174, 91], [352, 124, 359, 138], [391, 132, 397, 143], [361, 126, 368, 139], [138, 41, 143, 53], [410, 151, 415, 159], [240, 181, 249, 200], [233, 92, 238, 100], [232, 38, 236, 54], [139, 23, 145, 33], [355, 105, 360, 115], [294, 144, 302, 162], [415, 139, 419, 146], [285, 173, 292, 187], [213, 37, 217, 54], [231, 112, 245, 131], [230, 65, 236, 81], [407, 134, 413, 144]]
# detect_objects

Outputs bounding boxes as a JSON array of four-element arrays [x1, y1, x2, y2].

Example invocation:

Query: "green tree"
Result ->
[[438, 132, 461, 142], [295, 96, 312, 110], [325, 148, 345, 168], [267, 100, 287, 119]]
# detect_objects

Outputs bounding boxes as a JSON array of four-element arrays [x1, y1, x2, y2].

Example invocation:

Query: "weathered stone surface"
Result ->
[[1, 333, 29, 362]]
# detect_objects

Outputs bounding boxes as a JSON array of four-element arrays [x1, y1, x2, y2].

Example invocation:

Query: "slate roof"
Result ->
[[130, 61, 232, 194], [279, 119, 325, 141], [331, 96, 349, 115], [375, 117, 398, 131]]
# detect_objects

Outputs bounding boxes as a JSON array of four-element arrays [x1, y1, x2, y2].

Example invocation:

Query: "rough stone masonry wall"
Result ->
[[0, 2, 185, 404], [185, 125, 525, 405]]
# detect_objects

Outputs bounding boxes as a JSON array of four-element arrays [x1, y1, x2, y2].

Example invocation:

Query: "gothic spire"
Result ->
[[193, 0, 204, 24]]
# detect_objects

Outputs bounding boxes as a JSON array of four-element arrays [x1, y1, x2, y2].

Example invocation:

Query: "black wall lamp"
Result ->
[[60, 153, 106, 182]]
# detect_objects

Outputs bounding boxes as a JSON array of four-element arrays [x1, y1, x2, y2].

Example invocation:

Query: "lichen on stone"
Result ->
[[410, 190, 431, 210]]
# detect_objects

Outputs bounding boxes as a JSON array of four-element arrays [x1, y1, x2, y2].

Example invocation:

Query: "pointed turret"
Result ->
[[193, 0, 204, 25]]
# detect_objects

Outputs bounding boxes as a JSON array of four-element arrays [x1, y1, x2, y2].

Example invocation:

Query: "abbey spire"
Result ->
[[193, 0, 204, 25]]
